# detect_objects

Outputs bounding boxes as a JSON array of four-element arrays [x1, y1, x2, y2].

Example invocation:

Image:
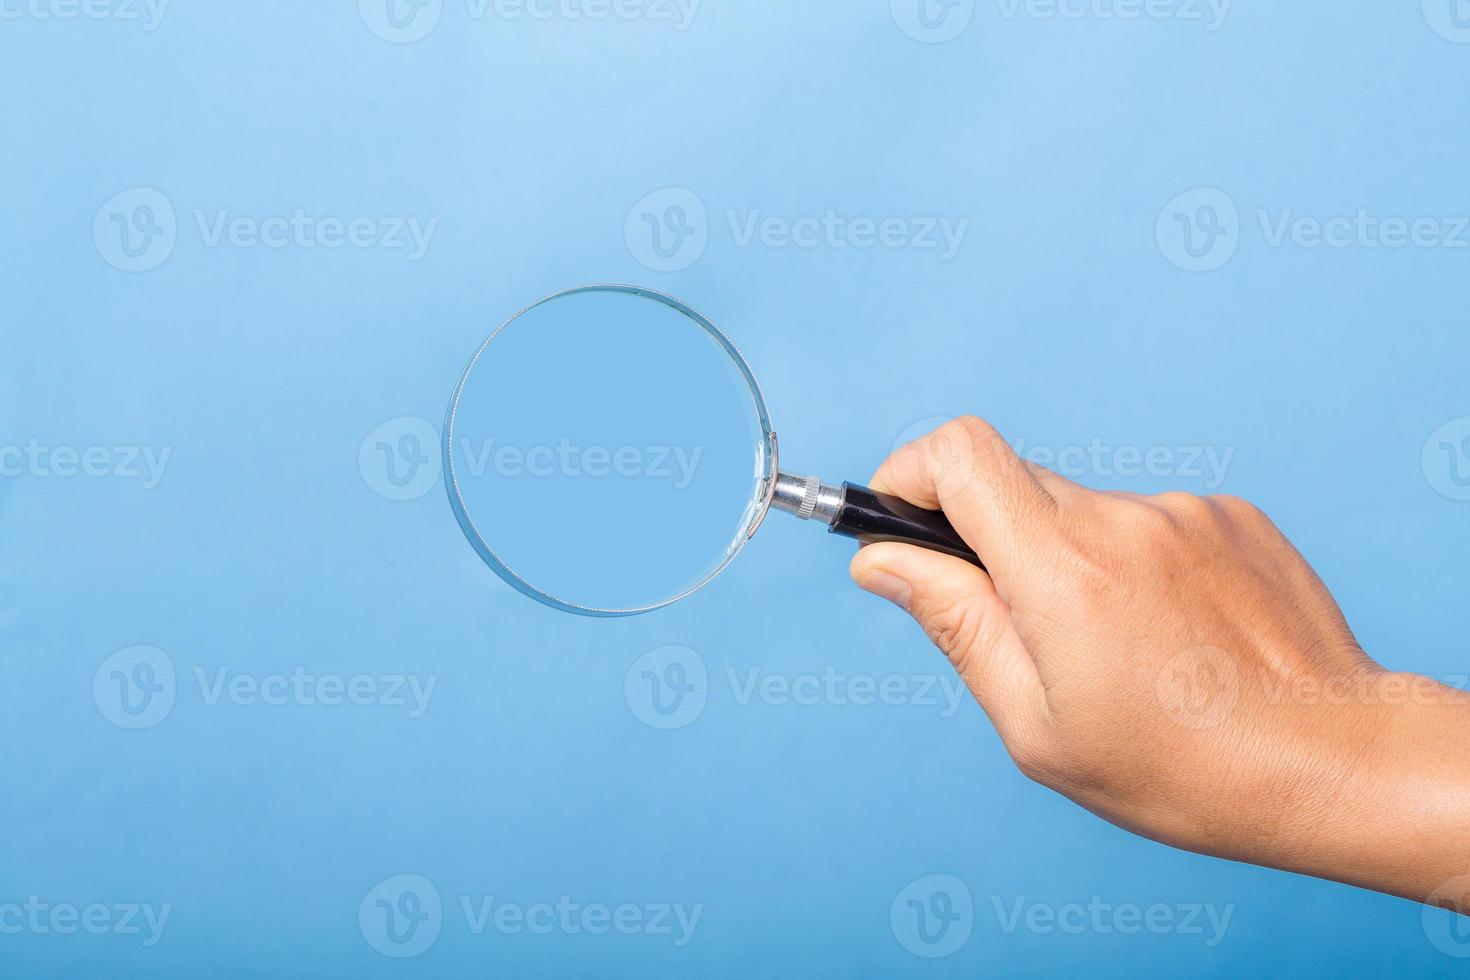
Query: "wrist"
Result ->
[[1276, 671, 1470, 906]]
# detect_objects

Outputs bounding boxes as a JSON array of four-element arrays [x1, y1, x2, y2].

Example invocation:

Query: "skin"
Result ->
[[850, 416, 1470, 913]]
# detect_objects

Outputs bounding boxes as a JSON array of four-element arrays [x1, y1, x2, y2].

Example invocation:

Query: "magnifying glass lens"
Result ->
[[447, 287, 771, 615]]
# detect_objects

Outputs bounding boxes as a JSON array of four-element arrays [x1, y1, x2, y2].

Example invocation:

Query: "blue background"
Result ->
[[3, 1, 1469, 976]]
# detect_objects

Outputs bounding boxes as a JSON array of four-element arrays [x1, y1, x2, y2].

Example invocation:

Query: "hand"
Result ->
[[851, 416, 1470, 910]]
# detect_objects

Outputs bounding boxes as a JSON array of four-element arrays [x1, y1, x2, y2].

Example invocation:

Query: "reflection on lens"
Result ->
[[446, 286, 773, 615]]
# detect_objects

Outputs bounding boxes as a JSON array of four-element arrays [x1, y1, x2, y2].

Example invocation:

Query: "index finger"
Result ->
[[871, 417, 1060, 586]]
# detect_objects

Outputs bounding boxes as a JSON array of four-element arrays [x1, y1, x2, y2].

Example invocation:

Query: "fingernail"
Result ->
[[859, 571, 911, 611]]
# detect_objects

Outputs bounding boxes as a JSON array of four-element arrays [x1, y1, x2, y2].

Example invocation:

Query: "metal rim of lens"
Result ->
[[443, 283, 778, 617]]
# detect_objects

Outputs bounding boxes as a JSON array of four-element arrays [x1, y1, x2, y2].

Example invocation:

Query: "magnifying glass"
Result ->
[[443, 284, 980, 617]]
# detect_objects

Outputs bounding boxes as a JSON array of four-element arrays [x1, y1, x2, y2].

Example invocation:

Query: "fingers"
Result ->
[[851, 541, 1050, 752], [872, 417, 1061, 588]]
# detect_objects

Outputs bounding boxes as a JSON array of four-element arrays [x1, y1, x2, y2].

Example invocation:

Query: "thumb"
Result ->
[[852, 541, 1049, 748], [870, 416, 1060, 600]]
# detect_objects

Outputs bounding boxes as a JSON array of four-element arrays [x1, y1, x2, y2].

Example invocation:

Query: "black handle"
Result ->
[[828, 482, 983, 568]]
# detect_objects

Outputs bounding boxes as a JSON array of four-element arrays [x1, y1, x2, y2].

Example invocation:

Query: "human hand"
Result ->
[[851, 417, 1470, 909]]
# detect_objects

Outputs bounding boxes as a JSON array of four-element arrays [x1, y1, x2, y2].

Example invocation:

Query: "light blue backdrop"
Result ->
[[3, 1, 1469, 976]]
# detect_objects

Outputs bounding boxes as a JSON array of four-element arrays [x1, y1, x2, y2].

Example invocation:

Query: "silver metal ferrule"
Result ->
[[770, 471, 844, 526]]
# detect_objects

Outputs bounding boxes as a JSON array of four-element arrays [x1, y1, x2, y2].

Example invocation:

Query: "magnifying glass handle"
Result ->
[[771, 473, 984, 569]]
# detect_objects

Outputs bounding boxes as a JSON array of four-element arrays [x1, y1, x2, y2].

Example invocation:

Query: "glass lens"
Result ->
[[446, 286, 773, 615]]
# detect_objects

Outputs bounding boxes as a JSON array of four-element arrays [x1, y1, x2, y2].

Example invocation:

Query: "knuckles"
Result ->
[[942, 414, 1002, 447], [1004, 716, 1113, 795], [1043, 491, 1271, 601], [914, 595, 987, 665], [1207, 494, 1268, 526], [923, 415, 1024, 489], [1048, 536, 1129, 601], [1008, 736, 1056, 785]]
